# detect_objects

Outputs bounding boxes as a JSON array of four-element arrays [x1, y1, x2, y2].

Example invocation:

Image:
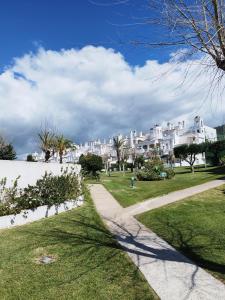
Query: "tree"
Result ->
[[55, 135, 73, 164], [79, 153, 103, 177], [38, 129, 55, 162], [205, 140, 225, 165], [121, 145, 129, 173], [174, 143, 202, 172], [0, 143, 16, 160], [27, 154, 35, 162], [113, 136, 125, 171], [134, 155, 145, 169], [102, 153, 110, 175], [137, 1, 225, 75]]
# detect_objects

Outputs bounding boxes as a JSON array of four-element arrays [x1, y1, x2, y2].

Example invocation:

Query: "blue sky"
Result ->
[[0, 0, 223, 155], [0, 0, 171, 70]]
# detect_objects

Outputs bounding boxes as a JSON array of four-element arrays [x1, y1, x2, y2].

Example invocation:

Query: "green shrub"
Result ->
[[0, 167, 82, 216], [165, 168, 175, 179], [136, 158, 175, 181], [79, 153, 103, 178], [136, 169, 161, 181], [26, 154, 36, 162]]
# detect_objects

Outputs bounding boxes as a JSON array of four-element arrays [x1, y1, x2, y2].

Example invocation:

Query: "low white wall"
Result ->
[[0, 195, 84, 229], [0, 160, 81, 188]]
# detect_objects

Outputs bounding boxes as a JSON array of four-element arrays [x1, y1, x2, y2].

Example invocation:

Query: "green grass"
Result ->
[[137, 185, 225, 283], [0, 195, 157, 300], [90, 166, 225, 207]]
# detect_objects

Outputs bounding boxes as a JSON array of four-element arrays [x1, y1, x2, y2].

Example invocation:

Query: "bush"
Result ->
[[165, 168, 175, 179], [136, 158, 175, 181], [136, 169, 161, 181], [27, 154, 36, 162], [79, 153, 103, 178], [0, 167, 82, 216]]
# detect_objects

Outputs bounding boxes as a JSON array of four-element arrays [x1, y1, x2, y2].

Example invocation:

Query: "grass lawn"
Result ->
[[0, 195, 157, 300], [91, 166, 225, 207], [137, 185, 225, 283]]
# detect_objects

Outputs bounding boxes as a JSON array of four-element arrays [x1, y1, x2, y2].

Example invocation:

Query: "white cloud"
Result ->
[[0, 45, 224, 154]]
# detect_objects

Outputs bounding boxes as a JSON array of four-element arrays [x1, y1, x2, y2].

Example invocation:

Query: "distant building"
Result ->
[[33, 116, 217, 166]]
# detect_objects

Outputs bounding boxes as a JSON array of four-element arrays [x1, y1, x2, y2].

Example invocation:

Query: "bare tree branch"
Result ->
[[141, 0, 225, 72]]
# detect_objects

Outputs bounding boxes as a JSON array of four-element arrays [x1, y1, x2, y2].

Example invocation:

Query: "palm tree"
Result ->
[[121, 146, 129, 174], [113, 136, 124, 171], [55, 135, 73, 164], [38, 129, 55, 162]]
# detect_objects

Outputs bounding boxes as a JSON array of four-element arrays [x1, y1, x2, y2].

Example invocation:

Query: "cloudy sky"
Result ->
[[0, 1, 225, 155]]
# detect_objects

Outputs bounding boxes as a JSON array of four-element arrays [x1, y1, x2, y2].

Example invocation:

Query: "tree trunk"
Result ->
[[45, 150, 50, 162], [59, 151, 63, 164], [131, 164, 134, 173], [122, 163, 125, 175]]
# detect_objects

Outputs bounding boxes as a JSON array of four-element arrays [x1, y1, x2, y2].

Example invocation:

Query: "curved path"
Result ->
[[89, 181, 225, 300]]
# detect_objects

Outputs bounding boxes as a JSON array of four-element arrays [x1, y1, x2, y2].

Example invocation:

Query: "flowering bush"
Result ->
[[0, 167, 82, 217]]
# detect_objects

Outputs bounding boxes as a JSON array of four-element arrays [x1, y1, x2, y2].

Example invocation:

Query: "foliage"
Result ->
[[0, 176, 21, 215], [204, 140, 225, 166], [113, 136, 125, 171], [136, 169, 160, 181], [55, 135, 73, 164], [79, 153, 103, 177], [165, 168, 175, 179], [27, 154, 36, 162], [38, 128, 75, 163], [215, 124, 225, 141], [174, 143, 202, 172], [134, 155, 145, 169], [0, 167, 82, 216], [0, 143, 16, 160], [38, 129, 55, 162], [136, 158, 175, 181]]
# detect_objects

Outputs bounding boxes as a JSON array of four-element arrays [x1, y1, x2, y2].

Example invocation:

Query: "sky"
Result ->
[[0, 0, 225, 156], [0, 0, 169, 69]]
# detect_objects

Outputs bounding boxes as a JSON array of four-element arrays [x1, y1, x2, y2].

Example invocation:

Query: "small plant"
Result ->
[[0, 176, 21, 215], [165, 168, 175, 179]]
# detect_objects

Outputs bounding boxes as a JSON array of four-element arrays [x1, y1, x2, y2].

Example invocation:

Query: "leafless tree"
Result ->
[[135, 1, 225, 75]]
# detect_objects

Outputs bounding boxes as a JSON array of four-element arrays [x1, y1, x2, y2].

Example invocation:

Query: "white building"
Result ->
[[33, 116, 217, 166], [138, 116, 216, 155]]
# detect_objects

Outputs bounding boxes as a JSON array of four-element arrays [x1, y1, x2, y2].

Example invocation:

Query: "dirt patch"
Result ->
[[33, 247, 57, 265]]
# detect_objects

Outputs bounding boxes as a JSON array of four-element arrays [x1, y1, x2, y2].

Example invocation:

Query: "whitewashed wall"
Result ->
[[0, 160, 81, 188], [0, 160, 82, 229], [0, 196, 84, 229]]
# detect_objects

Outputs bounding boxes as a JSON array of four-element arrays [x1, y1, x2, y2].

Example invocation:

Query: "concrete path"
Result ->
[[89, 183, 225, 300], [124, 178, 225, 216]]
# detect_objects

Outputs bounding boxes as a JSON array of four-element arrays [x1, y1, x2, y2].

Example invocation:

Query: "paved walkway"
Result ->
[[89, 182, 225, 300], [124, 178, 225, 216]]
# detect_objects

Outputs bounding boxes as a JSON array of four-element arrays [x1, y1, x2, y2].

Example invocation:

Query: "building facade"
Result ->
[[33, 116, 217, 166]]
